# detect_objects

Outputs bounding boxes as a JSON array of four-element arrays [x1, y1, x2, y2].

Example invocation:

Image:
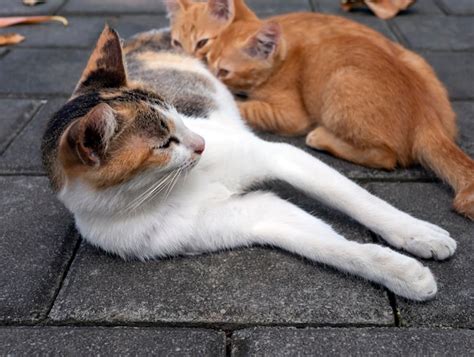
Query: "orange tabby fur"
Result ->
[[167, 0, 474, 219]]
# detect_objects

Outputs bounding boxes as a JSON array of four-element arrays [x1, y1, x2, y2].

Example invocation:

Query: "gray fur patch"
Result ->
[[127, 63, 217, 118], [124, 29, 217, 118]]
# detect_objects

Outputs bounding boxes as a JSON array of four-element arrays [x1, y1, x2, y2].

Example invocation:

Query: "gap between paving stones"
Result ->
[[0, 100, 45, 156]]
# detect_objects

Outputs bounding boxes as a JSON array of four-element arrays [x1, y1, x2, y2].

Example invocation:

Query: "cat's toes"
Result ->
[[404, 265, 437, 301], [388, 261, 437, 301], [391, 220, 457, 260], [403, 233, 457, 260]]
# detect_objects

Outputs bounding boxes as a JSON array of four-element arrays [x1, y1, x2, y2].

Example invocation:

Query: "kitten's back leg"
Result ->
[[306, 126, 397, 170], [191, 191, 437, 301]]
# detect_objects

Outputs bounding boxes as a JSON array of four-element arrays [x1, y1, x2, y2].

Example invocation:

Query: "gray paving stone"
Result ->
[[393, 16, 474, 51], [0, 0, 64, 16], [0, 176, 76, 322], [61, 0, 166, 14], [0, 98, 65, 175], [454, 101, 474, 157], [422, 52, 474, 100], [314, 0, 443, 15], [438, 0, 474, 15], [0, 99, 43, 154], [231, 327, 474, 356], [0, 48, 89, 95], [0, 327, 225, 356], [110, 15, 170, 40], [368, 182, 473, 328], [0, 17, 107, 48], [50, 183, 392, 326], [247, 0, 311, 16]]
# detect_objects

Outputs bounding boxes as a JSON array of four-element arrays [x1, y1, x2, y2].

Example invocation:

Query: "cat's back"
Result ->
[[269, 12, 394, 52]]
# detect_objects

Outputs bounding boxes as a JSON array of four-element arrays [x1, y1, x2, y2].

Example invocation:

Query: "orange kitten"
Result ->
[[166, 0, 474, 220]]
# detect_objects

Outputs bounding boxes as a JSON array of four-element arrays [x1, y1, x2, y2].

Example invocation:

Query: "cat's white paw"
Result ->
[[384, 257, 438, 301], [384, 219, 456, 260]]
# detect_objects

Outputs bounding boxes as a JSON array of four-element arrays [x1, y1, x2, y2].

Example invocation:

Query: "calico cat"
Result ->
[[42, 26, 457, 301], [165, 0, 474, 220]]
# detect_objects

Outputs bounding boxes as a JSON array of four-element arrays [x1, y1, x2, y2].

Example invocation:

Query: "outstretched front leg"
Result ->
[[178, 192, 437, 301], [245, 140, 457, 260]]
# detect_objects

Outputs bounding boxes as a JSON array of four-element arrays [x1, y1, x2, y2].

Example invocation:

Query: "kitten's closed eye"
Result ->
[[172, 39, 182, 48], [196, 38, 209, 50], [217, 68, 230, 78]]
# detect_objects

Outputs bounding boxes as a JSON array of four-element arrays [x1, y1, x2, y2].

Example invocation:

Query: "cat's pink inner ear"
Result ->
[[74, 25, 127, 95], [67, 103, 117, 166], [208, 0, 235, 23], [244, 22, 281, 60]]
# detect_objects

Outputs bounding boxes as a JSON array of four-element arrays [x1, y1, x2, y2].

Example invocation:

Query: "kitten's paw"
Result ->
[[385, 219, 456, 260], [454, 183, 474, 220], [385, 258, 437, 301], [305, 127, 328, 150]]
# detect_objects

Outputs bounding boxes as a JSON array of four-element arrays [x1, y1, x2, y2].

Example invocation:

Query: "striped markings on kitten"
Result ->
[[42, 26, 458, 302]]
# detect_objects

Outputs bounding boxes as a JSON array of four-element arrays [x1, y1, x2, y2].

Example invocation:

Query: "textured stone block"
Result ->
[[368, 183, 473, 328], [0, 177, 76, 322], [0, 49, 89, 95], [231, 327, 474, 356], [0, 327, 225, 356]]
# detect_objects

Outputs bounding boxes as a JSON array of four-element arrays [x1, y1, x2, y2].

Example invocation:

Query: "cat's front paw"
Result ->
[[385, 219, 457, 260], [387, 260, 437, 301]]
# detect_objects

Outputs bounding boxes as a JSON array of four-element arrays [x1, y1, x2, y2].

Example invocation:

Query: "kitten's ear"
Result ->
[[73, 25, 127, 96], [67, 103, 118, 166], [165, 0, 191, 19], [208, 0, 235, 23], [244, 22, 281, 60]]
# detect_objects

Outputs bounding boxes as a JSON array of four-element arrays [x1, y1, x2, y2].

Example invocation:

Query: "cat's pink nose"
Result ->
[[190, 134, 205, 155]]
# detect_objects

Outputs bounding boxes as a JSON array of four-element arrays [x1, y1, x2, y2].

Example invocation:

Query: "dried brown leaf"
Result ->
[[0, 16, 68, 28], [23, 0, 47, 6], [341, 0, 416, 19], [0, 33, 26, 46]]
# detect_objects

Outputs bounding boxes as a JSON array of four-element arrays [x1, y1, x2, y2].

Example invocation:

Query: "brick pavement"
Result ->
[[0, 0, 472, 355]]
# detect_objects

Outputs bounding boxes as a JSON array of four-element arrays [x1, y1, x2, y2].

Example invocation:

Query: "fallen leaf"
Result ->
[[0, 16, 68, 28], [341, 0, 416, 19], [23, 0, 47, 6], [0, 33, 26, 46]]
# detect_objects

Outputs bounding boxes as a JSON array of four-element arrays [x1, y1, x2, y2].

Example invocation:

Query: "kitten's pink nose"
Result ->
[[190, 133, 205, 155]]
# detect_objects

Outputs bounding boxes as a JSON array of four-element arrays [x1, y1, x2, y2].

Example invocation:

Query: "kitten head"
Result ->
[[165, 0, 256, 60], [42, 26, 205, 196], [206, 20, 284, 92]]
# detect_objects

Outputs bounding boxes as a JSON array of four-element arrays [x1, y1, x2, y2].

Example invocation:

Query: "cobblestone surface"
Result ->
[[0, 0, 472, 354]]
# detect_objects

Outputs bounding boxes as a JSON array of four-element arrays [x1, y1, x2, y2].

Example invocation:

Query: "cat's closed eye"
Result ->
[[172, 39, 182, 48], [196, 38, 209, 50], [156, 136, 180, 150]]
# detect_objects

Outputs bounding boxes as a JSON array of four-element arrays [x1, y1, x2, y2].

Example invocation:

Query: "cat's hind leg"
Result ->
[[306, 126, 397, 170], [192, 191, 437, 301]]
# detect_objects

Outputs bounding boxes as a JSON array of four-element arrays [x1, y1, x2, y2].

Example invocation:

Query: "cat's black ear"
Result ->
[[67, 103, 117, 166], [73, 25, 127, 96], [165, 0, 191, 19], [244, 22, 281, 60], [208, 0, 235, 23]]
